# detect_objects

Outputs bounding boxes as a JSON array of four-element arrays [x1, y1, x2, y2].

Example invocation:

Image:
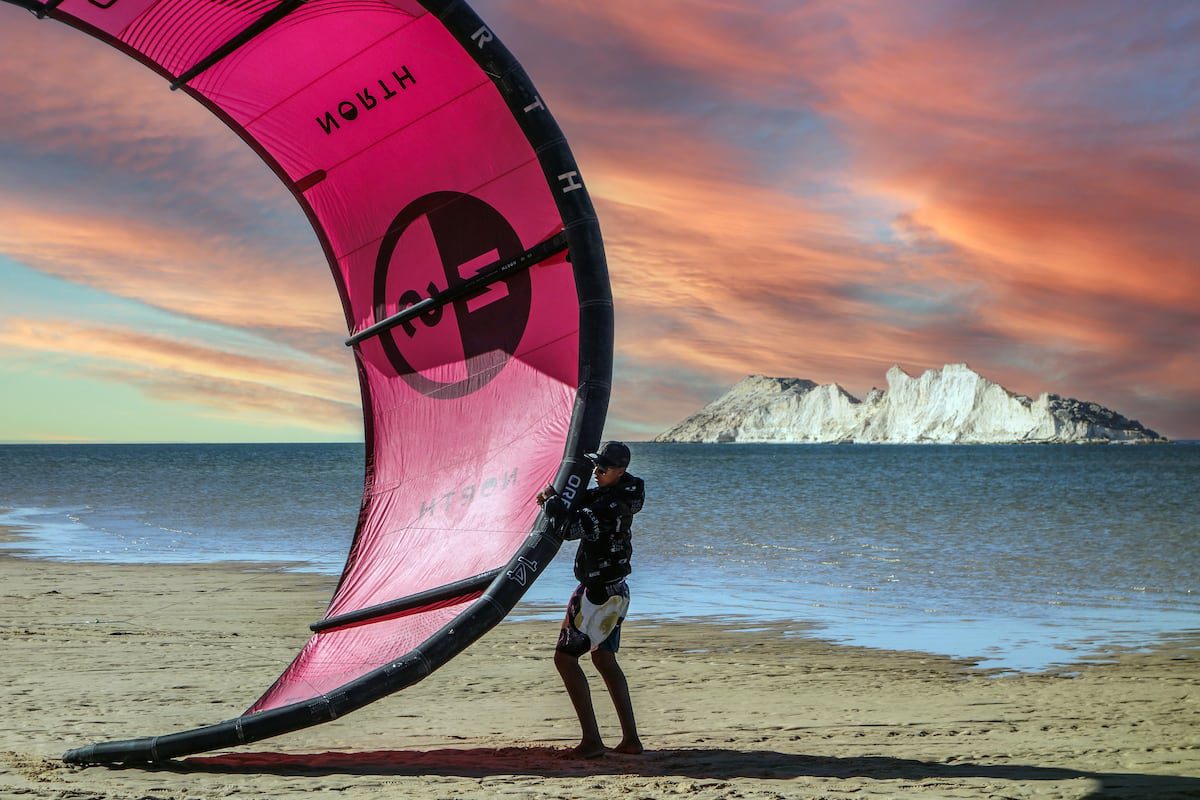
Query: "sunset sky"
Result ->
[[1, 0, 1197, 442]]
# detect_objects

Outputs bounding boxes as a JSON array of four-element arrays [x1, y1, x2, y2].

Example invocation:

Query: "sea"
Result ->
[[2, 442, 1196, 673]]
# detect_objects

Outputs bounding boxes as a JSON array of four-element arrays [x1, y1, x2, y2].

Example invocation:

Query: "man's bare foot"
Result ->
[[612, 738, 644, 755], [565, 740, 606, 759]]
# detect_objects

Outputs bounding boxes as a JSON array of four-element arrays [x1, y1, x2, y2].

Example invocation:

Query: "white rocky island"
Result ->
[[655, 363, 1165, 444]]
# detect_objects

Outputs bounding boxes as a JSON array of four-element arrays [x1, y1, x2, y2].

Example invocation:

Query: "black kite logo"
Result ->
[[372, 192, 531, 398]]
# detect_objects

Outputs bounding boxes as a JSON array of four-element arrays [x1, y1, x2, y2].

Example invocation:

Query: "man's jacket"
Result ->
[[560, 472, 645, 586]]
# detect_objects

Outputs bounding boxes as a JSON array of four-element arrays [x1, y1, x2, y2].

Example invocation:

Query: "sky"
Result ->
[[0, 0, 1197, 443]]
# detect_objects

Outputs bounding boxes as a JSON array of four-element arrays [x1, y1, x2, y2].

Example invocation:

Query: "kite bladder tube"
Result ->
[[1, 0, 47, 15], [168, 0, 305, 90], [309, 568, 502, 633]]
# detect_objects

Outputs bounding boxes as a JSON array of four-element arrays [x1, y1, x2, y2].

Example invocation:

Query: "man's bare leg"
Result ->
[[554, 650, 606, 757], [591, 648, 643, 754]]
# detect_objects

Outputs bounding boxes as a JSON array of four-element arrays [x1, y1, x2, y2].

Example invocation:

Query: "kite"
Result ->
[[1, 0, 611, 765]]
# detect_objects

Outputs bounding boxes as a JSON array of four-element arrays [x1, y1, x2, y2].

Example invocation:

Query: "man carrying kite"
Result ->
[[538, 441, 645, 758]]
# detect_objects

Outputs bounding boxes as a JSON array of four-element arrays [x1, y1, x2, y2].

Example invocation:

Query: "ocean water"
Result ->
[[1, 442, 1196, 672]]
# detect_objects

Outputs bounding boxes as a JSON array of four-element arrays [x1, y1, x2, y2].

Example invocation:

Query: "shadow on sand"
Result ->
[[172, 747, 1199, 798]]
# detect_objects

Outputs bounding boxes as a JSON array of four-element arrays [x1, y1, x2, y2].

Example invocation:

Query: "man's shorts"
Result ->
[[555, 579, 630, 658]]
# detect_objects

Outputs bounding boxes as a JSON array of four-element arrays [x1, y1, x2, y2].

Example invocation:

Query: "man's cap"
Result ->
[[585, 441, 630, 469]]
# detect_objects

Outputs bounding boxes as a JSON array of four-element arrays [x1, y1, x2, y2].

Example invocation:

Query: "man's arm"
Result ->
[[588, 479, 644, 521]]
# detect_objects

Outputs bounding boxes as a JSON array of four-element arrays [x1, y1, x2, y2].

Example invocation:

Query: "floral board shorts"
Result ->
[[555, 579, 630, 657]]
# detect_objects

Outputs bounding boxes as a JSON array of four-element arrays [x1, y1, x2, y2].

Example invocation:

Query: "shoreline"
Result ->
[[4, 554, 1199, 799], [3, 518, 1196, 678], [4, 515, 1195, 681]]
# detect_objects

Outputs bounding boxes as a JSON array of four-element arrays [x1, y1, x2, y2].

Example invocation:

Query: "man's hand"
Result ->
[[536, 485, 555, 505], [542, 495, 568, 519]]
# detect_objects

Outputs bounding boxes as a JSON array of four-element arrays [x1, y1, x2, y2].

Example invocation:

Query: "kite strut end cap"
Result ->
[[62, 744, 95, 765], [62, 736, 161, 766], [62, 743, 88, 762]]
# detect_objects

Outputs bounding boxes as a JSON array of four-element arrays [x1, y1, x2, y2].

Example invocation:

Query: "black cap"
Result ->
[[586, 441, 631, 469]]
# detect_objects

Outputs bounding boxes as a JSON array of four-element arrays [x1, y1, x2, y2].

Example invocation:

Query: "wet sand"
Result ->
[[2, 553, 1198, 799]]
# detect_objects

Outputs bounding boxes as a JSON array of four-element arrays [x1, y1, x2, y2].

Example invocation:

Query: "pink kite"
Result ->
[[1, 0, 611, 765]]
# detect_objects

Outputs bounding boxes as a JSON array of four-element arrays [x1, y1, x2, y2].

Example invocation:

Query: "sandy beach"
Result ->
[[2, 550, 1198, 800]]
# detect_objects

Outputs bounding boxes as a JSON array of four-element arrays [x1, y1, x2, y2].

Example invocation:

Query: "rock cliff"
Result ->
[[655, 363, 1165, 444]]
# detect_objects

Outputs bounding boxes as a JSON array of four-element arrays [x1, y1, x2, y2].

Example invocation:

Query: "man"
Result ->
[[538, 440, 644, 758]]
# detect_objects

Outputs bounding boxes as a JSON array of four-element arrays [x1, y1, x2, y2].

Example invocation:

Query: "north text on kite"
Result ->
[[316, 66, 417, 135], [417, 467, 519, 520]]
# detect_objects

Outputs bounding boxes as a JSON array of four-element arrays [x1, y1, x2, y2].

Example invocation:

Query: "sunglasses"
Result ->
[[593, 464, 611, 474]]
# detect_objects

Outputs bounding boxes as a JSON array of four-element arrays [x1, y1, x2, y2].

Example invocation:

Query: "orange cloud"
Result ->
[[486, 1, 1199, 436], [0, 317, 360, 432], [0, 202, 342, 335]]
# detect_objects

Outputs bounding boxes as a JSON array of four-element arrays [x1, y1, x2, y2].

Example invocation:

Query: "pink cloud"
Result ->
[[0, 21, 287, 206]]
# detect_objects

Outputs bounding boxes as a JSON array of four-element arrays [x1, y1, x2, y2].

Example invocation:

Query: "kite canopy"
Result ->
[[1, 0, 611, 765]]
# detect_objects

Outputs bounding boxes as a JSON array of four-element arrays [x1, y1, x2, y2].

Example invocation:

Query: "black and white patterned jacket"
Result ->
[[562, 472, 644, 587]]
